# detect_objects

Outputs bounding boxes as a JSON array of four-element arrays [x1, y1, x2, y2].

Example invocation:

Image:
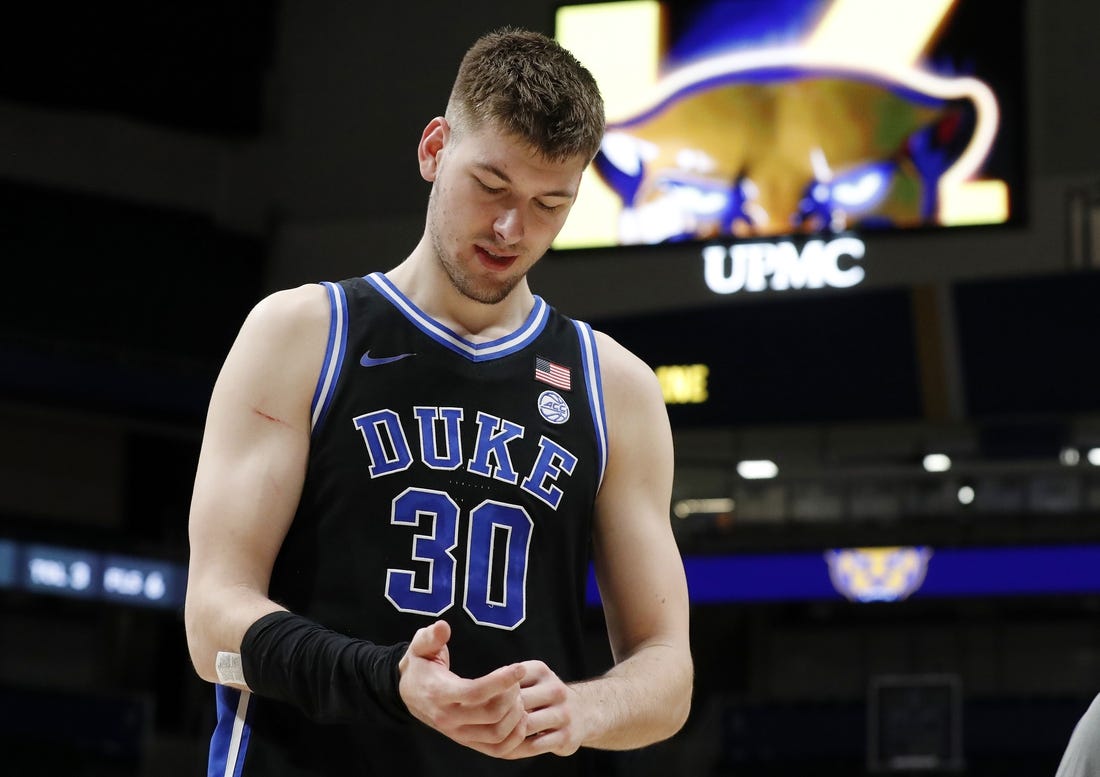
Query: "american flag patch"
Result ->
[[534, 356, 571, 391]]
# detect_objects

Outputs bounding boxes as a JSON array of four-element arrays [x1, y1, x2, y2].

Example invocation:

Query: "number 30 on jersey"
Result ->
[[384, 487, 532, 630]]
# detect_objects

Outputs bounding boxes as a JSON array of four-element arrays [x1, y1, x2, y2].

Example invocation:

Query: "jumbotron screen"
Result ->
[[553, 0, 1027, 251]]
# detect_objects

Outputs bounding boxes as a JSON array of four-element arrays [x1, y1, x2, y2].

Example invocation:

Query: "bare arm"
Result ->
[[512, 330, 693, 756], [183, 284, 329, 685], [574, 330, 693, 747]]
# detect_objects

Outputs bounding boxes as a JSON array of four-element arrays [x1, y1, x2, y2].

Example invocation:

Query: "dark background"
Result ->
[[0, 1, 1098, 775]]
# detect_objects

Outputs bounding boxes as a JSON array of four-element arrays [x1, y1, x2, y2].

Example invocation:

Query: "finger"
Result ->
[[515, 660, 549, 688], [454, 663, 526, 706], [519, 683, 557, 712], [408, 620, 451, 658], [487, 711, 535, 758], [501, 728, 562, 760], [519, 677, 567, 713], [473, 719, 536, 760], [523, 706, 567, 739], [455, 704, 528, 748]]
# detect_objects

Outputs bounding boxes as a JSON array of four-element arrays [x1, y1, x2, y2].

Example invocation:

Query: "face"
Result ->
[[421, 118, 588, 305]]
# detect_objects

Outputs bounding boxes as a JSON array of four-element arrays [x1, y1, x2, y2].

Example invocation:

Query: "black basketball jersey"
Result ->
[[206, 272, 609, 777]]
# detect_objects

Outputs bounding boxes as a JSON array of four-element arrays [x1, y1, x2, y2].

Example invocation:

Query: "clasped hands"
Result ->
[[398, 620, 586, 759]]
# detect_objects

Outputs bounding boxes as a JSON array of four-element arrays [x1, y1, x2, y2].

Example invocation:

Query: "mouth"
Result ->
[[475, 245, 519, 271]]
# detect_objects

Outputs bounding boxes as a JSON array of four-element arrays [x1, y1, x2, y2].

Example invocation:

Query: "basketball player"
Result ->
[[184, 27, 693, 776], [1056, 693, 1100, 776]]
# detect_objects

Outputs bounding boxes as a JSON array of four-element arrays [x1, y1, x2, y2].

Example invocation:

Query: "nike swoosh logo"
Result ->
[[360, 350, 416, 367]]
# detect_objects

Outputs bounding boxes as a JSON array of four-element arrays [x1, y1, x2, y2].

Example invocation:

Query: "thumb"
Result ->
[[409, 619, 451, 658]]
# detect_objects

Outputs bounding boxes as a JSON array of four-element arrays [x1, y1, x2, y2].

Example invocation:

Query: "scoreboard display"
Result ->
[[1, 538, 184, 610]]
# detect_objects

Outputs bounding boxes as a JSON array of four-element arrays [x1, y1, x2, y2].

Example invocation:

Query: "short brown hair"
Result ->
[[446, 27, 605, 163]]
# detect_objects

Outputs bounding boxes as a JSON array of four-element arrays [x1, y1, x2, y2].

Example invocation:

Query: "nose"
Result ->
[[493, 207, 524, 246]]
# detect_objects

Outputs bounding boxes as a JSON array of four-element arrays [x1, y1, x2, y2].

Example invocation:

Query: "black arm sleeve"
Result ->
[[240, 610, 412, 725]]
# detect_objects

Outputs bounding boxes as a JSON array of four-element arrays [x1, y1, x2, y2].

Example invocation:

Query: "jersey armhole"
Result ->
[[310, 281, 349, 435], [573, 320, 608, 490]]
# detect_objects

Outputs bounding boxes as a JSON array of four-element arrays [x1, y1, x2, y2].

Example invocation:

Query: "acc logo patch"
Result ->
[[537, 390, 570, 424], [824, 546, 932, 603]]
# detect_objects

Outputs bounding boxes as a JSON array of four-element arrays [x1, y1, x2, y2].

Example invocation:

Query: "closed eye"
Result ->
[[474, 173, 567, 213], [475, 178, 503, 195]]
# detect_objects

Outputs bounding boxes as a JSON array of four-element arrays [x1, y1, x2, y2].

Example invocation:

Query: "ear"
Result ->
[[418, 117, 449, 182]]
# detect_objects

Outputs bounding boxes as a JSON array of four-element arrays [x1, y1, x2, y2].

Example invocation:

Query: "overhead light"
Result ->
[[737, 459, 778, 479], [1060, 447, 1081, 466], [1089, 448, 1100, 466], [923, 453, 952, 473], [673, 497, 735, 518], [957, 485, 975, 505]]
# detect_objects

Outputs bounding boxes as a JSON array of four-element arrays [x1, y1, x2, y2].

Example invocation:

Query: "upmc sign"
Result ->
[[702, 237, 866, 295]]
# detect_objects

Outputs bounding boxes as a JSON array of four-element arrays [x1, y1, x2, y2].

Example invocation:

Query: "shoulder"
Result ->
[[588, 329, 666, 425], [587, 329, 674, 501], [243, 283, 331, 336], [225, 283, 333, 386], [212, 284, 334, 428], [589, 329, 659, 393]]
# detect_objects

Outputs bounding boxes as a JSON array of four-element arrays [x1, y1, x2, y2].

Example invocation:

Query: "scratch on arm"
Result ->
[[252, 406, 289, 426]]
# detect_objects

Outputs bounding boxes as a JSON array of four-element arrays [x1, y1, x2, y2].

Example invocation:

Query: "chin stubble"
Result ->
[[428, 197, 518, 305]]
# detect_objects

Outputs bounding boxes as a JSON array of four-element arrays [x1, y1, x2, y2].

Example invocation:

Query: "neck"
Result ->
[[385, 237, 535, 342]]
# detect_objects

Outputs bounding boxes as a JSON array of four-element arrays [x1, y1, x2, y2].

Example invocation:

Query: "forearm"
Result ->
[[188, 581, 412, 724], [571, 642, 693, 750], [184, 580, 285, 685], [241, 610, 410, 724]]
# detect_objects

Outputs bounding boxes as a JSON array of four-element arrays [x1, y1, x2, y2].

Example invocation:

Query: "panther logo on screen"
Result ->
[[825, 545, 932, 603], [594, 62, 990, 244]]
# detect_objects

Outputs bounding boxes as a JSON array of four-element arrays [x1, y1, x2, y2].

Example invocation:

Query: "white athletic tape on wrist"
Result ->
[[216, 651, 247, 686]]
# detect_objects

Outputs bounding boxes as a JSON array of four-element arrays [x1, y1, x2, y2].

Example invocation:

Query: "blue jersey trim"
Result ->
[[364, 272, 549, 361], [208, 685, 253, 777], [574, 321, 608, 489], [311, 281, 348, 434]]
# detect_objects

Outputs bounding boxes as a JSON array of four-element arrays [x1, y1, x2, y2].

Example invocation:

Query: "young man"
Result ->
[[184, 27, 692, 776]]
